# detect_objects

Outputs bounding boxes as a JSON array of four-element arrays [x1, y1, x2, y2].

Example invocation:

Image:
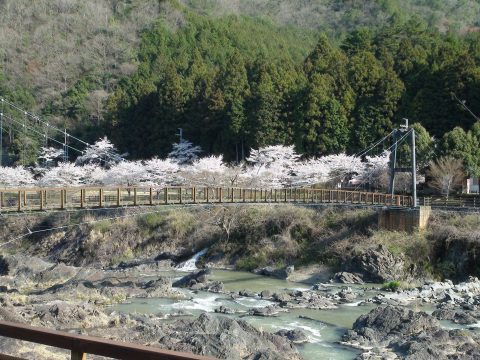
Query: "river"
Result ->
[[111, 269, 381, 359]]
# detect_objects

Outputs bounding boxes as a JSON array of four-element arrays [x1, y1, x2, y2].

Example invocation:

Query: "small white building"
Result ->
[[466, 178, 480, 194]]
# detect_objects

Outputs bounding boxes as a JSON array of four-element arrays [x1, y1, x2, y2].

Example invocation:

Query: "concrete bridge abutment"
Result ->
[[378, 206, 431, 233]]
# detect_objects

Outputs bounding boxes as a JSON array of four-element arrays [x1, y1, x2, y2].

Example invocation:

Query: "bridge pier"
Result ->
[[378, 206, 431, 233]]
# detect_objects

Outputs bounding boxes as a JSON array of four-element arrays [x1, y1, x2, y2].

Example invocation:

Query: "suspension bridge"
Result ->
[[0, 97, 471, 360], [0, 95, 434, 239]]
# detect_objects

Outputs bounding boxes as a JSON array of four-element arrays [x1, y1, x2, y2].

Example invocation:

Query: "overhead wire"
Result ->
[[0, 96, 123, 162]]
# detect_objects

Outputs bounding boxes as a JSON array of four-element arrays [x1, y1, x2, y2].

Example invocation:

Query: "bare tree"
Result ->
[[428, 156, 465, 199]]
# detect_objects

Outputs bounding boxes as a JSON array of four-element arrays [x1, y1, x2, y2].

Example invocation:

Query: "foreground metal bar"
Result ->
[[0, 320, 216, 360]]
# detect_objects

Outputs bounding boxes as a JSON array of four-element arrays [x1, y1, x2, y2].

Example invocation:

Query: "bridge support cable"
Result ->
[[344, 129, 413, 204], [389, 119, 418, 207]]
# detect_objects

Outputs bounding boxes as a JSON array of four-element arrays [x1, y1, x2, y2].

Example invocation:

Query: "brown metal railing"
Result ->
[[0, 186, 413, 212], [0, 320, 216, 360]]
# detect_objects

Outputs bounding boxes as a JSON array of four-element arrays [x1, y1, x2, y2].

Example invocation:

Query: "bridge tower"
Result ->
[[389, 118, 417, 208]]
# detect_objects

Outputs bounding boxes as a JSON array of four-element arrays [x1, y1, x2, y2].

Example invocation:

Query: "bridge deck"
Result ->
[[0, 186, 413, 212]]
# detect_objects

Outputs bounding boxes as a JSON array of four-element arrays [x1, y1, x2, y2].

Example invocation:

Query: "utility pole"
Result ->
[[0, 97, 3, 166], [411, 126, 417, 207], [0, 110, 3, 167], [63, 129, 68, 162]]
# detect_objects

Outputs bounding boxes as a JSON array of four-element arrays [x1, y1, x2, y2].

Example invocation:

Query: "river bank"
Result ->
[[1, 250, 480, 359], [1, 205, 480, 359]]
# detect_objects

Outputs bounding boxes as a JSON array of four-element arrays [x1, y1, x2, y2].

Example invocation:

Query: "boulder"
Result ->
[[172, 269, 211, 288], [275, 329, 309, 344], [332, 272, 364, 284], [248, 306, 281, 317], [253, 266, 293, 280], [343, 305, 480, 359], [432, 308, 478, 325], [157, 313, 302, 360], [346, 245, 405, 283], [343, 305, 439, 346], [260, 290, 273, 299]]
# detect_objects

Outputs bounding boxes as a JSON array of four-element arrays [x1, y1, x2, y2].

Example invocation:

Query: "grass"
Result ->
[[92, 220, 111, 234]]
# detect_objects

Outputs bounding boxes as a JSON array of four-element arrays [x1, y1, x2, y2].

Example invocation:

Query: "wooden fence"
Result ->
[[0, 186, 413, 212], [0, 320, 215, 360], [420, 196, 480, 208]]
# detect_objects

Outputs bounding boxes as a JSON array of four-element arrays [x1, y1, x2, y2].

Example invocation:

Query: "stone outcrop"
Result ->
[[343, 305, 480, 359], [346, 245, 405, 282]]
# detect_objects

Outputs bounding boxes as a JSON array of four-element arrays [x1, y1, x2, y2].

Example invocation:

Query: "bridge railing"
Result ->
[[0, 186, 413, 212], [420, 196, 480, 208], [0, 320, 215, 360]]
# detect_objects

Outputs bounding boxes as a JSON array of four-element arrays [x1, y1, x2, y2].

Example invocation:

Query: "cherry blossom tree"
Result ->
[[168, 139, 202, 165], [245, 145, 300, 187], [37, 163, 98, 187], [0, 167, 35, 188], [75, 136, 124, 167], [38, 146, 65, 167], [183, 155, 229, 186], [143, 158, 181, 186], [99, 161, 146, 187]]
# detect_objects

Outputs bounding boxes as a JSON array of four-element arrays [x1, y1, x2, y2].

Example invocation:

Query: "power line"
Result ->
[[0, 96, 124, 162]]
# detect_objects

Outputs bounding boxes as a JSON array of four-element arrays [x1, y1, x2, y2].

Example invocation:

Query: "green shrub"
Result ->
[[236, 253, 268, 271], [92, 220, 111, 234], [137, 213, 164, 229], [382, 280, 401, 292]]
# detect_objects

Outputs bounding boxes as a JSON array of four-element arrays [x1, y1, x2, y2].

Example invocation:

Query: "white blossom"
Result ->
[[0, 167, 35, 188], [168, 139, 202, 165], [75, 136, 124, 167]]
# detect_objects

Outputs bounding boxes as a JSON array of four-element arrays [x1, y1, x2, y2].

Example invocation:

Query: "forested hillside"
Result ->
[[181, 0, 480, 33], [1, 0, 480, 175]]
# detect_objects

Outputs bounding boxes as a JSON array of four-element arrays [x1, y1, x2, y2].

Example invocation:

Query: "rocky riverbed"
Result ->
[[1, 252, 480, 359]]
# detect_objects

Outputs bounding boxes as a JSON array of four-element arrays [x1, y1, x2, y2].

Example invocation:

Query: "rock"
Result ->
[[275, 329, 309, 344], [253, 266, 293, 280], [343, 305, 439, 346], [140, 277, 185, 299], [239, 289, 256, 297], [0, 255, 53, 279], [273, 292, 292, 303], [191, 281, 224, 293], [247, 306, 281, 317], [260, 290, 273, 299], [36, 301, 110, 328], [172, 269, 211, 288], [154, 248, 190, 263], [332, 272, 364, 284], [346, 245, 405, 283], [432, 308, 478, 325], [0, 256, 9, 276], [343, 305, 480, 359], [156, 313, 302, 360], [285, 265, 294, 277], [335, 287, 358, 303], [312, 283, 330, 291], [34, 263, 79, 284], [214, 305, 236, 314]]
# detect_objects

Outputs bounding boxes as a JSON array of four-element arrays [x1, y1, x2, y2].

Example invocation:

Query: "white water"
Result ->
[[175, 248, 208, 271]]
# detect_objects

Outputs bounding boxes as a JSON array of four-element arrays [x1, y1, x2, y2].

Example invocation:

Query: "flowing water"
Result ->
[[111, 251, 480, 359], [112, 268, 382, 359], [175, 248, 209, 271]]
